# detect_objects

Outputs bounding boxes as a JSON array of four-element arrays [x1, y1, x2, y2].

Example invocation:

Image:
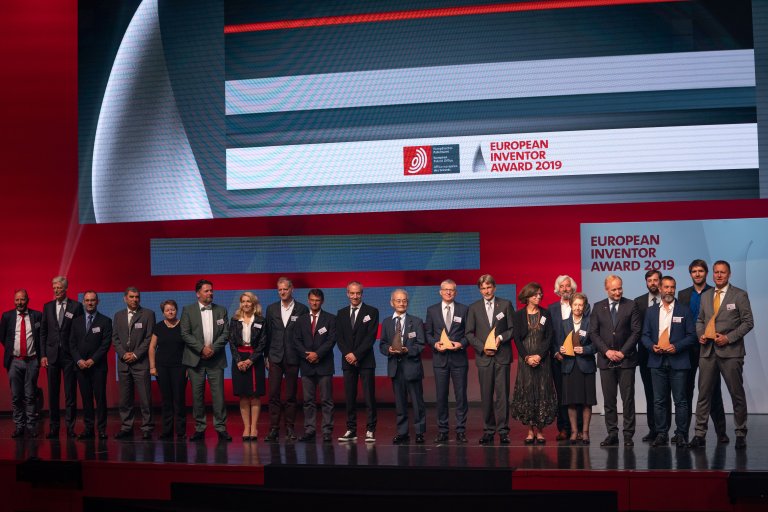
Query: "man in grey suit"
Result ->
[[689, 260, 753, 450], [112, 287, 155, 439], [465, 274, 514, 445], [181, 279, 231, 441]]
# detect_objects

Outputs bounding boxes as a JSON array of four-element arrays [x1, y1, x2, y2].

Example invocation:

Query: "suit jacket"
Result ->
[[265, 300, 309, 365], [512, 307, 555, 359], [558, 314, 597, 374], [424, 301, 468, 368], [548, 301, 592, 353], [1, 309, 42, 370], [40, 299, 83, 364], [112, 307, 155, 370], [640, 302, 696, 369], [588, 297, 641, 369], [634, 292, 661, 322], [379, 313, 425, 381], [294, 310, 336, 377], [336, 303, 379, 370], [180, 303, 229, 369], [695, 285, 754, 359], [69, 311, 112, 370], [228, 315, 267, 364], [465, 296, 514, 367]]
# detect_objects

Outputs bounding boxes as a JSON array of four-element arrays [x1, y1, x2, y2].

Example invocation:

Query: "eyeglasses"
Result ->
[[440, 288, 456, 293]]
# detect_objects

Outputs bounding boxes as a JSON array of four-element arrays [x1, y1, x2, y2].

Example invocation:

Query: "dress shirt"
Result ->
[[648, 294, 661, 307], [560, 301, 572, 320], [658, 300, 674, 336], [392, 313, 405, 336], [14, 311, 35, 357], [241, 317, 253, 346], [442, 301, 453, 326], [281, 300, 295, 327], [199, 302, 213, 346]]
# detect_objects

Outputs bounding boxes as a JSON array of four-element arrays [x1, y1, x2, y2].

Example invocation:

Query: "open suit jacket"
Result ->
[[40, 299, 83, 365], [641, 302, 696, 369], [465, 297, 514, 366], [588, 297, 641, 370], [294, 310, 336, 377], [265, 301, 308, 366], [424, 301, 468, 369], [695, 285, 753, 359], [69, 312, 112, 369], [336, 303, 379, 370], [180, 303, 229, 369], [228, 315, 267, 364], [379, 313, 425, 381], [1, 309, 42, 370], [558, 314, 596, 374]]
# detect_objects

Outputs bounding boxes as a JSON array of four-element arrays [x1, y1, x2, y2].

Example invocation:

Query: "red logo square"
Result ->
[[403, 146, 432, 175]]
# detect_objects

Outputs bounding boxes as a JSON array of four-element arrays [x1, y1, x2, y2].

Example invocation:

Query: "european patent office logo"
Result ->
[[404, 146, 432, 175]]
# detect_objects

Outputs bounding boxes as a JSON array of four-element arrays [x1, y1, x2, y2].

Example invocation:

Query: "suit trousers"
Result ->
[[157, 364, 187, 435], [639, 346, 670, 435], [392, 365, 426, 436], [695, 356, 747, 438], [302, 374, 333, 435], [342, 366, 377, 432], [267, 360, 298, 430], [599, 366, 636, 438], [650, 362, 688, 438], [188, 364, 227, 432], [9, 358, 40, 430], [47, 356, 77, 431], [477, 360, 510, 435], [434, 362, 468, 433], [686, 346, 726, 435], [118, 364, 153, 432], [76, 365, 107, 433]]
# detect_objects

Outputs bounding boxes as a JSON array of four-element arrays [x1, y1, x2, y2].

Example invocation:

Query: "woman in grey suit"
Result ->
[[558, 293, 597, 444]]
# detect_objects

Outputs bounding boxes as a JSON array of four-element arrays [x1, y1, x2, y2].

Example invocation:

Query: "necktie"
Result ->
[[57, 302, 65, 327], [311, 314, 317, 335], [86, 314, 93, 332], [444, 305, 452, 329], [610, 302, 618, 326], [714, 290, 722, 315], [19, 312, 27, 358], [652, 297, 659, 307], [350, 307, 358, 327], [486, 301, 494, 326], [392, 316, 403, 351]]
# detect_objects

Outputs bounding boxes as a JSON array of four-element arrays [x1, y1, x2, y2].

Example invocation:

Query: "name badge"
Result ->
[[92, 327, 101, 333], [408, 332, 416, 339], [579, 330, 587, 337], [318, 326, 327, 335], [672, 316, 683, 323], [363, 315, 371, 323], [65, 312, 74, 319], [216, 318, 225, 325], [539, 316, 547, 325], [453, 316, 462, 323], [254, 323, 263, 329], [726, 303, 736, 311], [135, 322, 143, 329], [290, 315, 298, 322], [495, 312, 505, 320]]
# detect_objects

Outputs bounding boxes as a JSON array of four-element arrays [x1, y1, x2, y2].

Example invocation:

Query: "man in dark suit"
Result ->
[[588, 274, 641, 447], [690, 260, 753, 450], [380, 289, 426, 444], [634, 269, 669, 443], [294, 289, 336, 443], [112, 287, 155, 440], [40, 276, 83, 438], [69, 291, 112, 440], [677, 259, 727, 444], [640, 276, 697, 446], [181, 279, 231, 441], [424, 279, 469, 443], [336, 281, 379, 442], [465, 274, 514, 444], [264, 277, 308, 442], [1, 289, 42, 438]]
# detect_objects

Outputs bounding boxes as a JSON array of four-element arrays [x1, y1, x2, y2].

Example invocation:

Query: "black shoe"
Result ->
[[624, 437, 634, 447], [600, 435, 619, 446], [11, 429, 24, 438], [392, 434, 410, 444], [322, 433, 332, 443], [286, 429, 297, 441], [688, 436, 706, 448], [415, 434, 424, 444], [264, 429, 279, 443], [718, 434, 730, 444], [479, 434, 493, 445], [435, 432, 448, 443], [190, 431, 205, 442], [299, 432, 316, 442], [114, 430, 132, 440], [142, 432, 152, 440], [98, 432, 108, 440], [78, 430, 95, 440], [217, 431, 232, 442], [670, 434, 682, 445], [651, 434, 668, 447], [499, 434, 511, 444], [456, 432, 468, 443], [67, 429, 77, 439], [642, 432, 655, 443], [735, 437, 747, 450]]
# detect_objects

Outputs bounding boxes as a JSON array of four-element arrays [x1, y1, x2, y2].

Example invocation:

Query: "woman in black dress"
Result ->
[[228, 292, 267, 441], [510, 282, 558, 444], [149, 300, 187, 439]]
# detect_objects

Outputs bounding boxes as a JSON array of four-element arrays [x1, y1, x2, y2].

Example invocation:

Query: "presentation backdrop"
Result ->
[[581, 218, 767, 413]]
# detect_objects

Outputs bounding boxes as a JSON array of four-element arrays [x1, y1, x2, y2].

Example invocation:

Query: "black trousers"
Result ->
[[267, 360, 298, 430], [76, 365, 107, 433], [342, 366, 377, 432], [157, 364, 187, 435], [47, 355, 77, 431]]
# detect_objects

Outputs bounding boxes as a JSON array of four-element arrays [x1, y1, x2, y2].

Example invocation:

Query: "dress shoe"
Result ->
[[435, 432, 448, 443], [479, 434, 494, 445], [500, 434, 511, 444], [624, 437, 634, 447], [735, 437, 747, 450], [190, 431, 206, 442], [718, 434, 730, 444], [651, 434, 668, 447], [11, 429, 24, 438], [264, 429, 279, 442], [46, 429, 59, 439], [392, 434, 410, 444], [78, 430, 95, 440], [322, 433, 332, 443], [456, 432, 467, 443], [415, 434, 424, 444], [556, 429, 568, 441], [286, 429, 297, 441], [299, 432, 316, 442], [217, 431, 232, 441], [670, 434, 682, 445], [641, 432, 655, 443], [600, 435, 619, 446], [98, 432, 108, 440], [114, 430, 133, 440], [142, 432, 152, 440], [688, 436, 706, 448]]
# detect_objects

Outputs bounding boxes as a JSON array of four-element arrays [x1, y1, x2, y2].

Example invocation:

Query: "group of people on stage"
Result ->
[[0, 259, 753, 449]]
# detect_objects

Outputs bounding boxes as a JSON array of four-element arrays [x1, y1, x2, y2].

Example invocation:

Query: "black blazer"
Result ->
[[379, 313, 425, 381], [424, 301, 468, 368], [548, 301, 592, 354], [294, 310, 336, 377], [588, 297, 641, 369], [512, 307, 555, 359], [558, 314, 597, 374], [336, 303, 379, 370], [69, 311, 112, 369], [465, 297, 514, 366], [1, 309, 42, 370], [40, 299, 83, 364], [265, 301, 308, 365], [228, 315, 267, 364]]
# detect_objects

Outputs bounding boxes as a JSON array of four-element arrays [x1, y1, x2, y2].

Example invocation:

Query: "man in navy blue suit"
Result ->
[[641, 276, 697, 446], [425, 279, 469, 443]]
